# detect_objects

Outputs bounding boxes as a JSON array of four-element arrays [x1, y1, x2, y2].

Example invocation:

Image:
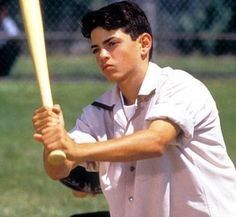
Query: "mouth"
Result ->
[[102, 64, 113, 71]]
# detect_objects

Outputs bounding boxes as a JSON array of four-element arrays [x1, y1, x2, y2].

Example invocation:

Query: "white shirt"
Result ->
[[69, 62, 236, 217], [120, 91, 137, 121]]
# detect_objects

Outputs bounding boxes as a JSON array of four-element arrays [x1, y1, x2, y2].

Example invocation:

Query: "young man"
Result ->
[[33, 1, 236, 217]]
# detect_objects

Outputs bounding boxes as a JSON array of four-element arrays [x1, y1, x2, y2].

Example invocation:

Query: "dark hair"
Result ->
[[81, 1, 153, 59]]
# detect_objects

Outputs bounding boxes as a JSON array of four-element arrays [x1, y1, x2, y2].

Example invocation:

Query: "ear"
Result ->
[[139, 33, 152, 59]]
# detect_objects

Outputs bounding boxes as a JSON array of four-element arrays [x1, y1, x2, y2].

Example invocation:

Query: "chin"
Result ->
[[106, 76, 120, 83], [103, 71, 122, 82]]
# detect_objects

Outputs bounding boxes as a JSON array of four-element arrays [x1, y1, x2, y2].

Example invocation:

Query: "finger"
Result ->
[[33, 133, 43, 142], [35, 116, 60, 127], [52, 104, 65, 127], [52, 104, 61, 115], [33, 108, 57, 121], [33, 108, 61, 131], [41, 126, 65, 149], [33, 117, 60, 133], [33, 106, 51, 117]]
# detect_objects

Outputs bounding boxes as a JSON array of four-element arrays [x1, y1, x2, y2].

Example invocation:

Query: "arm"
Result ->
[[72, 118, 179, 162], [34, 106, 180, 176]]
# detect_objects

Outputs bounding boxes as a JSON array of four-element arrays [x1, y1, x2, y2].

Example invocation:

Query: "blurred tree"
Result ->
[[41, 0, 93, 32], [159, 0, 234, 54], [214, 0, 236, 54], [5, 0, 236, 55]]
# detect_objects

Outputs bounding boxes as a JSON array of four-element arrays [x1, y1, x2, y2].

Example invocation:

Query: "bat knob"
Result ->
[[48, 150, 66, 165]]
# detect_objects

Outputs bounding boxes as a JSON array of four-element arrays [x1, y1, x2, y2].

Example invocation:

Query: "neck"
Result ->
[[118, 61, 149, 105]]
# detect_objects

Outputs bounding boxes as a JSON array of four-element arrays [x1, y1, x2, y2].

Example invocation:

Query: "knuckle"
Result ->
[[46, 122, 51, 127]]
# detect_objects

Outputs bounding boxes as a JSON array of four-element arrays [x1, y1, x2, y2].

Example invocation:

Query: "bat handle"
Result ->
[[48, 150, 67, 165]]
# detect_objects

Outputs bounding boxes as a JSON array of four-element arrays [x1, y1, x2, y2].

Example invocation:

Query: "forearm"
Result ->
[[73, 119, 179, 163], [40, 118, 178, 168], [75, 130, 166, 162]]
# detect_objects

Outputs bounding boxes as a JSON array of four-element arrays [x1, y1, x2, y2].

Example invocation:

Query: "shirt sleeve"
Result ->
[[68, 112, 99, 172], [146, 102, 194, 145], [145, 71, 199, 145]]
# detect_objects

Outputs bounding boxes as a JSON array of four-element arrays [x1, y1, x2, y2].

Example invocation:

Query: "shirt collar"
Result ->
[[138, 62, 161, 96], [92, 62, 161, 110]]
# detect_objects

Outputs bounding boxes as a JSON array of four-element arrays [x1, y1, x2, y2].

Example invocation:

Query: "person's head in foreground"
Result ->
[[81, 1, 153, 84]]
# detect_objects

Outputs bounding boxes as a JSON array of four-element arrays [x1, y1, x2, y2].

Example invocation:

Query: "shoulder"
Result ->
[[150, 63, 213, 106], [157, 64, 206, 92], [148, 62, 196, 85], [83, 86, 117, 114], [92, 85, 118, 110]]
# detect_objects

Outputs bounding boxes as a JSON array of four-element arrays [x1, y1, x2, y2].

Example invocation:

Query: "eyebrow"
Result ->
[[91, 37, 117, 49]]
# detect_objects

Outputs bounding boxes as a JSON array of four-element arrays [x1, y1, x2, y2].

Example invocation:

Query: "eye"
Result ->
[[92, 48, 99, 55], [108, 41, 117, 48]]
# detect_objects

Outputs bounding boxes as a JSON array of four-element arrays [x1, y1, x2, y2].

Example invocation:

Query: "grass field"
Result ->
[[0, 81, 109, 217], [0, 55, 235, 216]]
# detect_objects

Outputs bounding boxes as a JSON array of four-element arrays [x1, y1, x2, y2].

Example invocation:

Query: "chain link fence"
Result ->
[[0, 0, 235, 76]]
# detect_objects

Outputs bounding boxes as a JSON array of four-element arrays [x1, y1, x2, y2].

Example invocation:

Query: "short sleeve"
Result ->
[[146, 102, 194, 145], [68, 108, 98, 144], [69, 128, 96, 144]]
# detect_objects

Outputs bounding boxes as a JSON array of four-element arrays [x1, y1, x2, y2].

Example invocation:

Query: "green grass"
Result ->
[[1, 55, 236, 216], [0, 81, 109, 217], [205, 79, 236, 160], [156, 55, 236, 76], [11, 55, 101, 80]]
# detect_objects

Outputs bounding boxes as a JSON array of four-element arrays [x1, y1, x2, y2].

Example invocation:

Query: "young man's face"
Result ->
[[90, 27, 144, 83]]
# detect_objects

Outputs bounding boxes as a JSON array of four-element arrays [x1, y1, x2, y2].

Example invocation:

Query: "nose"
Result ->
[[98, 48, 110, 63]]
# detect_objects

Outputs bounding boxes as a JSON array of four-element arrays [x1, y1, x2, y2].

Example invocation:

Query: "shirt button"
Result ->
[[129, 196, 134, 202], [130, 166, 135, 172]]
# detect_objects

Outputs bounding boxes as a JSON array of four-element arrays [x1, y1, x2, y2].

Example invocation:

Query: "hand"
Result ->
[[32, 104, 64, 142], [32, 104, 80, 162], [40, 122, 77, 159]]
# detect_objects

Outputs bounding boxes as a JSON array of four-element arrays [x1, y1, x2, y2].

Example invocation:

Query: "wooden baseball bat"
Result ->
[[19, 0, 66, 165]]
